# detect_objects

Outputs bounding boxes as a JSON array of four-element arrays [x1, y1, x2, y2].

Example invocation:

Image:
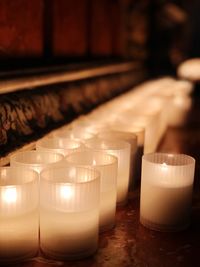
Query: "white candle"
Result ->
[[84, 138, 131, 205], [97, 131, 137, 191], [140, 153, 195, 231], [36, 137, 82, 156], [10, 150, 64, 173], [167, 95, 192, 127], [0, 168, 39, 263], [109, 124, 144, 187], [40, 166, 100, 260], [65, 151, 118, 231], [53, 128, 95, 143]]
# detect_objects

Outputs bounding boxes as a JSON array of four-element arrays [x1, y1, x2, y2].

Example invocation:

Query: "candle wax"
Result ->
[[100, 189, 116, 231], [140, 182, 193, 231], [0, 209, 38, 262], [40, 208, 99, 260]]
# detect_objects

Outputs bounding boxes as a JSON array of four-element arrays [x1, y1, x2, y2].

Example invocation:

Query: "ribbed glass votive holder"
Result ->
[[0, 167, 39, 264], [36, 137, 82, 156], [110, 124, 145, 187], [40, 166, 100, 260], [97, 130, 137, 191], [65, 151, 118, 231], [10, 150, 64, 173], [84, 138, 131, 205], [140, 153, 195, 231], [53, 129, 95, 143]]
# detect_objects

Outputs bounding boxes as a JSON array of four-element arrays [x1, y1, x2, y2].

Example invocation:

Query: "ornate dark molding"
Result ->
[[0, 61, 146, 165]]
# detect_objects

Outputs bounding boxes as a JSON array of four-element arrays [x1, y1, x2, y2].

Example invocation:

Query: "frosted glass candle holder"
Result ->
[[172, 80, 194, 96], [97, 130, 137, 191], [167, 95, 192, 127], [177, 58, 200, 82], [36, 137, 82, 156], [140, 153, 195, 232], [71, 119, 108, 135], [110, 124, 144, 186], [40, 166, 100, 260], [53, 129, 95, 143], [10, 151, 64, 173], [117, 114, 159, 154], [65, 151, 118, 231], [0, 167, 39, 264], [84, 138, 131, 205]]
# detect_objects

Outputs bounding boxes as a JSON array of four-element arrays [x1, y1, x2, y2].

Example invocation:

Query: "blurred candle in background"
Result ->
[[84, 138, 131, 205], [36, 137, 82, 156], [53, 128, 95, 143], [10, 151, 64, 173]]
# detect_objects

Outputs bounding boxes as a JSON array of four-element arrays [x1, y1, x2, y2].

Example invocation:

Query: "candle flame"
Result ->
[[93, 159, 96, 166], [60, 185, 74, 200], [161, 162, 168, 171], [2, 187, 17, 203]]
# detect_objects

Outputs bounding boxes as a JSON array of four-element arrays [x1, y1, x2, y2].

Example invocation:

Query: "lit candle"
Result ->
[[53, 128, 95, 143], [65, 151, 118, 231], [97, 131, 137, 191], [0, 167, 39, 263], [10, 150, 64, 173], [40, 166, 100, 260], [177, 58, 200, 82], [167, 95, 192, 127], [84, 138, 131, 205], [110, 124, 144, 187], [140, 153, 195, 231], [36, 137, 82, 156]]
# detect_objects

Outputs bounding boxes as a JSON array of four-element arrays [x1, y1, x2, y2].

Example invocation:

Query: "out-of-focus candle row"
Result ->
[[65, 77, 193, 154]]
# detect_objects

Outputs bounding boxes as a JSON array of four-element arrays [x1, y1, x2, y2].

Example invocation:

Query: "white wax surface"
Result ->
[[40, 208, 99, 260]]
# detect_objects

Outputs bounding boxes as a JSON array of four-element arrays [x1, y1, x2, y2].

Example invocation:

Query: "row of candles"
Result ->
[[0, 77, 196, 263]]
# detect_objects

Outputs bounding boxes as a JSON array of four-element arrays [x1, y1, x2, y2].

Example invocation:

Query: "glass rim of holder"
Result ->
[[36, 136, 82, 150], [36, 136, 82, 157], [109, 124, 145, 146], [10, 150, 64, 167], [97, 130, 137, 142], [39, 165, 100, 260], [54, 128, 95, 141], [140, 152, 195, 232], [84, 137, 131, 151], [142, 152, 195, 167], [40, 165, 101, 185], [65, 150, 118, 167], [0, 167, 39, 264], [0, 166, 39, 186]]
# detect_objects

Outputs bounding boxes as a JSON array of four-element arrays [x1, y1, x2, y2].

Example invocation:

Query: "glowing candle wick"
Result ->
[[60, 186, 74, 200], [2, 187, 17, 203], [161, 162, 168, 171]]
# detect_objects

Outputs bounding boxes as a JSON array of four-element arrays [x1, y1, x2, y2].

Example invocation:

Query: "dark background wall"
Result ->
[[0, 0, 198, 75]]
